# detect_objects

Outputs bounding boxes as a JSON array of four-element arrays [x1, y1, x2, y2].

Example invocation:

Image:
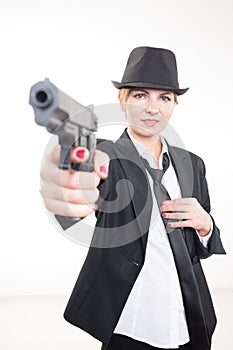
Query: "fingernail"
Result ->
[[100, 165, 107, 174], [162, 213, 166, 218], [76, 149, 85, 159], [160, 206, 164, 211]]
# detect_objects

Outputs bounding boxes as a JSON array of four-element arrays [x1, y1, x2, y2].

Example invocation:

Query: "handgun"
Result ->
[[29, 78, 98, 172]]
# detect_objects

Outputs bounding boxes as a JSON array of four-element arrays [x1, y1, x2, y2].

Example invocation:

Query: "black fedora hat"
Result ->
[[112, 46, 189, 95]]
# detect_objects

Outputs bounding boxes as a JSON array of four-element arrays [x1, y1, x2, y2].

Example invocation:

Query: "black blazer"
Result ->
[[62, 130, 226, 349]]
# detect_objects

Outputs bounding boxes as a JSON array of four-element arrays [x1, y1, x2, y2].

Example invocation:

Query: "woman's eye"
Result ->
[[161, 96, 171, 102], [134, 93, 146, 99]]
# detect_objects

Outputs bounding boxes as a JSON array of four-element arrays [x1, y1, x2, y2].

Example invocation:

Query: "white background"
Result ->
[[0, 0, 232, 297]]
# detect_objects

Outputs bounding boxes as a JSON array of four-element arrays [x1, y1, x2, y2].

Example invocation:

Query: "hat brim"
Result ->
[[111, 81, 189, 95]]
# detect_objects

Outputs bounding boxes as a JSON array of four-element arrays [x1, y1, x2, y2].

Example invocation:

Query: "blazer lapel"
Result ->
[[167, 144, 195, 199], [115, 130, 153, 253], [116, 132, 195, 211]]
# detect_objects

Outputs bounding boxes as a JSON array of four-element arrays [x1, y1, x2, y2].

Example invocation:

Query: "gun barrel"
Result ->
[[29, 78, 98, 172], [32, 87, 54, 108], [29, 79, 97, 133], [29, 79, 60, 129]]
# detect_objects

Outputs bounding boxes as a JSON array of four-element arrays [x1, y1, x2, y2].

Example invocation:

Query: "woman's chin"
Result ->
[[129, 125, 162, 138]]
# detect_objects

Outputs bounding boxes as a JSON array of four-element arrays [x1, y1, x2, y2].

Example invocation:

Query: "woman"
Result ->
[[40, 47, 225, 350]]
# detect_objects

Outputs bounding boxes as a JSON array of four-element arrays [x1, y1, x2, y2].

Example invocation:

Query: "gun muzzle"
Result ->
[[32, 88, 54, 108]]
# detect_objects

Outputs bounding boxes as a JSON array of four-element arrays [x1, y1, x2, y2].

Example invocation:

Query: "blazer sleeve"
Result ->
[[193, 156, 226, 258]]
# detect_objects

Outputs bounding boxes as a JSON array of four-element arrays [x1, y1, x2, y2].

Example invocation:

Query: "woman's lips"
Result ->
[[141, 119, 159, 127]]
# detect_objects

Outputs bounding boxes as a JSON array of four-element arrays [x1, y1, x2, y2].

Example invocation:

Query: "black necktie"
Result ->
[[141, 153, 209, 350]]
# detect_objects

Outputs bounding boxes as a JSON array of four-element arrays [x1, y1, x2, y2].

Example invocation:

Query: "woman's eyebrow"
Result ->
[[159, 91, 173, 95], [132, 89, 173, 95], [132, 88, 149, 94]]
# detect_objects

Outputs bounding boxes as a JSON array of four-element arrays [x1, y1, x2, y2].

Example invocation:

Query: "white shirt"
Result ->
[[114, 131, 211, 348]]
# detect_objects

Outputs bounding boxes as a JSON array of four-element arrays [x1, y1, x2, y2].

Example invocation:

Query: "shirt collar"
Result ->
[[126, 128, 169, 169]]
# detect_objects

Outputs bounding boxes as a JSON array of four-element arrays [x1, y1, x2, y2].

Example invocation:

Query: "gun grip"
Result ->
[[71, 154, 95, 172], [59, 145, 95, 172], [59, 145, 71, 170]]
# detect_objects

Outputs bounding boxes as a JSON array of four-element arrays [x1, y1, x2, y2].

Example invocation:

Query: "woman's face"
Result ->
[[123, 88, 176, 138]]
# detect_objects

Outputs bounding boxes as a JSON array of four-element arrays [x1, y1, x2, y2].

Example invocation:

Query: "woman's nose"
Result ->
[[146, 98, 159, 114]]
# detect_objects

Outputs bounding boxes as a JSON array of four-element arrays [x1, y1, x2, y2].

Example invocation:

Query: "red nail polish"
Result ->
[[162, 213, 166, 218], [76, 149, 85, 159], [100, 165, 107, 174]]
